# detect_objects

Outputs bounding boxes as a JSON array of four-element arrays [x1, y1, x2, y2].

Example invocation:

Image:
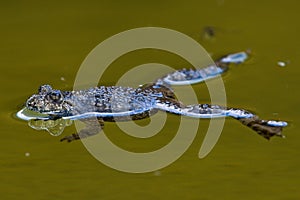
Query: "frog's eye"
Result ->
[[47, 90, 63, 103], [39, 85, 52, 94]]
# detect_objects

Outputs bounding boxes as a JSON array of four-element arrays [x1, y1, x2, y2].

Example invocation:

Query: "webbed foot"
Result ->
[[238, 117, 286, 140]]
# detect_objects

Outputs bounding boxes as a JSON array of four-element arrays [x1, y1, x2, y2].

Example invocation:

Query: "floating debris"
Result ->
[[277, 60, 290, 67], [25, 152, 30, 157], [202, 26, 216, 41]]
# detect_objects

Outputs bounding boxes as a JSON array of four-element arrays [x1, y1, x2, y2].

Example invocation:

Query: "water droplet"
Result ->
[[277, 60, 290, 67], [277, 61, 286, 67]]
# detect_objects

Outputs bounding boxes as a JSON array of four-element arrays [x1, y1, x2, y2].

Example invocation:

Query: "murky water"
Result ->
[[1, 1, 299, 199]]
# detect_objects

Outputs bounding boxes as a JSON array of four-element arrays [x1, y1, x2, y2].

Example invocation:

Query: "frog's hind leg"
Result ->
[[155, 51, 249, 86], [156, 102, 288, 140], [182, 104, 287, 139], [237, 117, 285, 140], [60, 118, 104, 142]]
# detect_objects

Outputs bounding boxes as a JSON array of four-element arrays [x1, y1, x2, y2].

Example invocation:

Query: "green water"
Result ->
[[1, 1, 299, 199]]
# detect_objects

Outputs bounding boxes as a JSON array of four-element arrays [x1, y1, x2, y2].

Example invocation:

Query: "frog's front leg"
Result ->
[[60, 118, 104, 142]]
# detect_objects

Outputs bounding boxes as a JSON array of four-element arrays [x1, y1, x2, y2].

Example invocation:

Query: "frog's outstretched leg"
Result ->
[[156, 51, 248, 86], [237, 117, 284, 140], [155, 102, 287, 139], [60, 118, 104, 142]]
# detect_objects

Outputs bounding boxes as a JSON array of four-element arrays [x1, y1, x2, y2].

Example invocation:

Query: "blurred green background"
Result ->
[[1, 0, 299, 199]]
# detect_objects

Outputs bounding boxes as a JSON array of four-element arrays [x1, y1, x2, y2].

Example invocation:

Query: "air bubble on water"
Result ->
[[277, 60, 290, 67], [25, 152, 30, 157]]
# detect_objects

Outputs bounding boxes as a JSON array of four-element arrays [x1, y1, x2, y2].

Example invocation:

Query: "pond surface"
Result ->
[[1, 1, 299, 199]]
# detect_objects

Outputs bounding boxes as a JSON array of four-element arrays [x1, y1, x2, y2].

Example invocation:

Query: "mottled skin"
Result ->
[[26, 84, 182, 142], [26, 83, 284, 142], [25, 52, 287, 142]]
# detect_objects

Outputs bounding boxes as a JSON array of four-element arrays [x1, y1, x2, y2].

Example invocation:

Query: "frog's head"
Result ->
[[26, 85, 71, 115]]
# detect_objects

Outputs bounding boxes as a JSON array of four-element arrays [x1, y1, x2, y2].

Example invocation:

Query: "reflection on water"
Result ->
[[17, 107, 73, 136], [28, 118, 73, 136], [1, 0, 299, 199]]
